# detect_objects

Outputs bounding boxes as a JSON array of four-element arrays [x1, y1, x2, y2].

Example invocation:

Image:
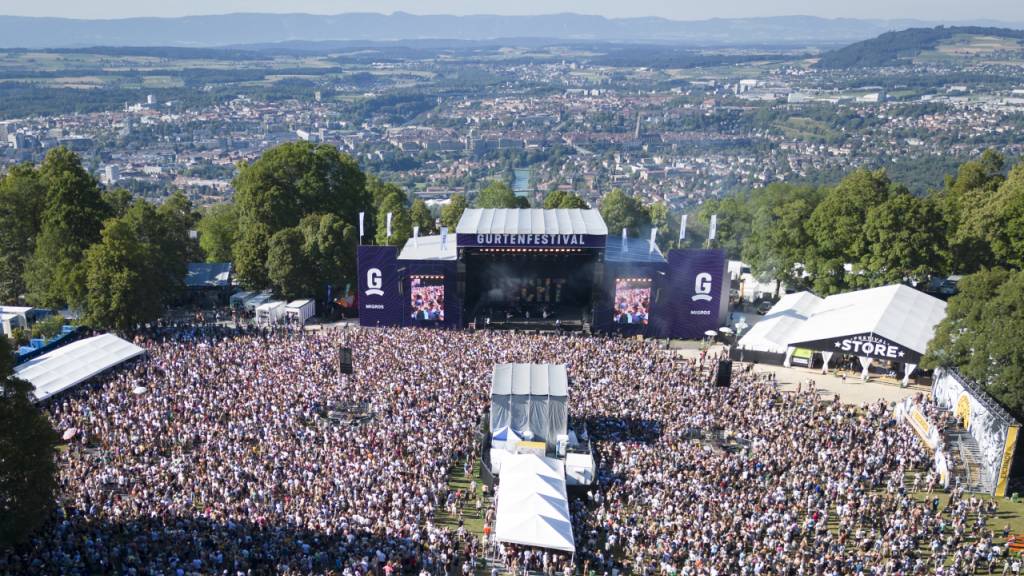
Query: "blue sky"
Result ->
[[4, 0, 1022, 21]]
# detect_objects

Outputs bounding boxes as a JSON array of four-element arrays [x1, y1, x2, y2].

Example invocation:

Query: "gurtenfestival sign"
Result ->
[[456, 233, 607, 249]]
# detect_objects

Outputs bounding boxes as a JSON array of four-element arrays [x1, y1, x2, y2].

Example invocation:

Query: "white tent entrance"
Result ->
[[490, 363, 568, 452], [494, 454, 575, 553]]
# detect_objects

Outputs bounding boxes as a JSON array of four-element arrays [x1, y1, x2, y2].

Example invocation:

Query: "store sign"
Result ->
[[794, 333, 921, 363]]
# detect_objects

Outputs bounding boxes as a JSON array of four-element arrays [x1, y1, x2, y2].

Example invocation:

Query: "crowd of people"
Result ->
[[0, 325, 1011, 575]]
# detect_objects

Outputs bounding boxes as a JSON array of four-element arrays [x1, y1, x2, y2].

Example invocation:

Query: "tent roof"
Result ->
[[737, 291, 823, 354], [491, 363, 568, 397], [256, 300, 287, 312], [185, 262, 232, 288], [397, 234, 457, 261], [786, 284, 947, 355], [14, 333, 146, 402], [494, 454, 575, 552], [286, 299, 314, 309], [456, 208, 607, 236]]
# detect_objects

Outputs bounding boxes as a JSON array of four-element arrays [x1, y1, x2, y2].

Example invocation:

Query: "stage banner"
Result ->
[[357, 245, 403, 327], [457, 233, 607, 249], [789, 332, 922, 363], [666, 249, 728, 340]]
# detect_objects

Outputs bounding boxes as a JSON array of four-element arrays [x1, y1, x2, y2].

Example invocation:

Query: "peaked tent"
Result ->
[[737, 291, 822, 354], [14, 333, 146, 402], [494, 454, 575, 553]]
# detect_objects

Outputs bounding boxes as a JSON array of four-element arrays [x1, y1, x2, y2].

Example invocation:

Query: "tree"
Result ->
[[696, 193, 750, 258], [474, 181, 519, 209], [120, 195, 194, 306], [859, 192, 947, 285], [939, 150, 1006, 273], [196, 202, 239, 263], [266, 227, 315, 300], [544, 190, 589, 209], [923, 268, 1024, 417], [83, 218, 164, 331], [440, 194, 467, 230], [101, 188, 134, 218], [232, 142, 370, 289], [0, 164, 45, 303], [741, 184, 822, 294], [0, 334, 58, 547], [599, 189, 650, 237], [804, 169, 895, 294], [24, 147, 109, 308], [299, 213, 358, 299], [410, 199, 437, 235], [961, 162, 1024, 270], [375, 192, 412, 247]]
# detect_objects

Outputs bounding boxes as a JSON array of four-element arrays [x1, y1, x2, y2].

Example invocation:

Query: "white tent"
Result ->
[[490, 363, 568, 451], [14, 334, 146, 402], [494, 454, 575, 553], [737, 291, 822, 353]]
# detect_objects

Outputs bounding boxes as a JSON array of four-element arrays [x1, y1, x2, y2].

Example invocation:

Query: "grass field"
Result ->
[[434, 458, 489, 538]]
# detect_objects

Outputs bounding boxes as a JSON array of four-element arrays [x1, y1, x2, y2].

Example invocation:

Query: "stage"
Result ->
[[357, 208, 729, 339]]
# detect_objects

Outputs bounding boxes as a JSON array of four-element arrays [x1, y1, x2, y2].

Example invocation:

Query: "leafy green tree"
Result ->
[[923, 268, 1024, 416], [375, 192, 413, 247], [0, 334, 58, 547], [859, 192, 948, 285], [30, 314, 65, 340], [101, 188, 134, 218], [232, 142, 369, 289], [120, 196, 193, 305], [474, 181, 519, 209], [24, 147, 109, 308], [0, 164, 45, 303], [599, 189, 650, 237], [266, 227, 315, 299], [440, 194, 468, 230], [299, 213, 358, 299], [741, 184, 822, 294], [410, 199, 436, 235], [196, 202, 239, 263], [84, 218, 163, 331], [961, 162, 1024, 270], [938, 150, 1006, 272], [544, 190, 589, 209], [696, 193, 750, 258], [804, 169, 895, 294]]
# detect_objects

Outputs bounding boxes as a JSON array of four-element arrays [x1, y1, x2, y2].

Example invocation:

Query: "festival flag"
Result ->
[[440, 227, 449, 251], [358, 212, 365, 241], [708, 214, 718, 241], [621, 228, 627, 251], [649, 227, 657, 253], [679, 214, 687, 241], [386, 212, 393, 239], [413, 225, 420, 247]]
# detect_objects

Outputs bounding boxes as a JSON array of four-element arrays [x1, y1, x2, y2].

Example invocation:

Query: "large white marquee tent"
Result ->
[[490, 363, 568, 451], [494, 453, 575, 553], [14, 333, 146, 402]]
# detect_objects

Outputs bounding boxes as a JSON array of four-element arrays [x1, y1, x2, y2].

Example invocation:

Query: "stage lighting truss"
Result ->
[[411, 275, 445, 280], [477, 248, 586, 254]]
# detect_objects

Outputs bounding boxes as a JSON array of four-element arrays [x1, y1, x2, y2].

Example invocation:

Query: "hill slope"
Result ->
[[815, 26, 1024, 68], [0, 13, 1012, 49]]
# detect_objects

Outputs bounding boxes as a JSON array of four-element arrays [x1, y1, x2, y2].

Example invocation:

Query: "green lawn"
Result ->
[[434, 458, 489, 538]]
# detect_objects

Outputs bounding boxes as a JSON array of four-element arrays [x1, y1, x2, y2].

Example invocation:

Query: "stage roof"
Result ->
[[605, 236, 666, 263], [491, 363, 568, 397], [786, 284, 946, 357], [494, 454, 575, 553], [397, 234, 457, 261], [737, 291, 822, 354], [185, 262, 232, 288], [14, 333, 146, 402], [456, 208, 608, 236]]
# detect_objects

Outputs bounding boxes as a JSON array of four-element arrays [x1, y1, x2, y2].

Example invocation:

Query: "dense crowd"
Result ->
[[0, 326, 1007, 575]]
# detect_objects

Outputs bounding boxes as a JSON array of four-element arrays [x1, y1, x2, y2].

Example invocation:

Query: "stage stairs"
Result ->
[[944, 425, 991, 494]]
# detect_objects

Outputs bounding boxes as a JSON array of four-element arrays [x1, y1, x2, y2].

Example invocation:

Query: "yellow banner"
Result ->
[[907, 405, 937, 449], [996, 425, 1019, 497]]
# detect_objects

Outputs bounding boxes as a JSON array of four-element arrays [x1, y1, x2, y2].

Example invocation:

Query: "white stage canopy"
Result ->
[[737, 291, 822, 354], [495, 454, 575, 553], [490, 363, 568, 450], [14, 334, 146, 402], [456, 208, 608, 236]]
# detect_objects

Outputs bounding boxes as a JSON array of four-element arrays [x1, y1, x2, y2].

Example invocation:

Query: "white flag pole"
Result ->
[[649, 227, 657, 254], [358, 212, 365, 244], [679, 214, 687, 245], [386, 212, 393, 241], [621, 228, 627, 252], [413, 225, 420, 247], [440, 227, 449, 251], [708, 213, 718, 249]]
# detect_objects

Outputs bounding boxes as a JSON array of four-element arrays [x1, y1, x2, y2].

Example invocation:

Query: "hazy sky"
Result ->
[[3, 0, 1022, 22]]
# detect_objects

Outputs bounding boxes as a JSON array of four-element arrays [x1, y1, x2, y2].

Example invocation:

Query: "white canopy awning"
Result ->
[[456, 208, 608, 236], [495, 454, 575, 553], [737, 291, 822, 354], [14, 333, 146, 402]]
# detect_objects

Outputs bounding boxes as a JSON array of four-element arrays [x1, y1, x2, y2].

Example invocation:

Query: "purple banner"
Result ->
[[456, 233, 607, 249], [357, 245, 403, 327], [667, 249, 728, 340]]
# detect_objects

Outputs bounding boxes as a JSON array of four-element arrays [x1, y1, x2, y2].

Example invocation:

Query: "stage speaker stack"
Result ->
[[338, 347, 354, 375], [715, 360, 733, 387]]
